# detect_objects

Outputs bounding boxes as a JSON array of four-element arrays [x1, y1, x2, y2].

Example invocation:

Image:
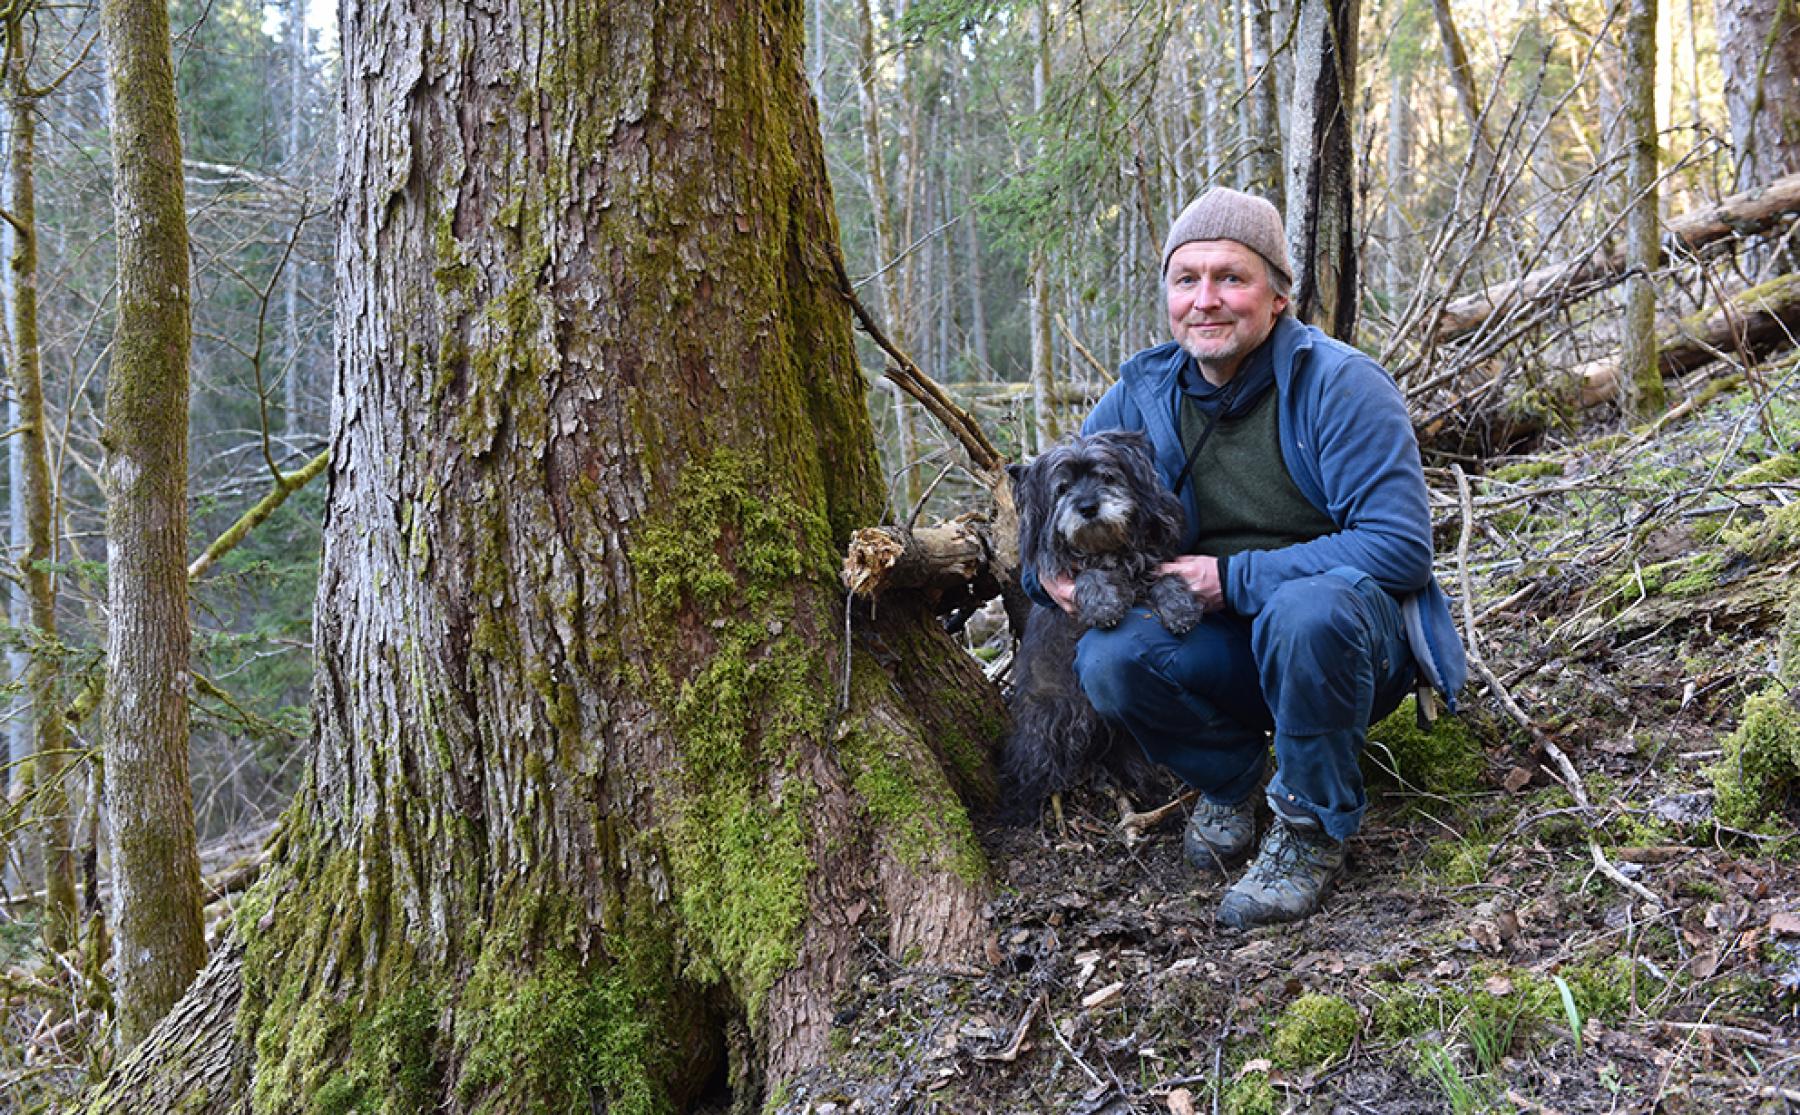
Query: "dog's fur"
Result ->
[[1002, 430, 1202, 816]]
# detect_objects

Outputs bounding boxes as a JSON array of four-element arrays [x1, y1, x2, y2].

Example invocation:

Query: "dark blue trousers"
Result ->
[[1072, 567, 1414, 841]]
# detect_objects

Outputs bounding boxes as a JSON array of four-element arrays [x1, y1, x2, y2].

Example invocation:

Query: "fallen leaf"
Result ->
[[1167, 1087, 1197, 1115], [1496, 910, 1522, 941], [1484, 974, 1515, 996], [1770, 911, 1800, 937], [1235, 1058, 1273, 1079], [1503, 766, 1534, 793]]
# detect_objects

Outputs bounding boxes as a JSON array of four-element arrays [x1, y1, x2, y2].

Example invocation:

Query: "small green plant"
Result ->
[[1461, 994, 1525, 1073], [1553, 974, 1584, 1057], [1418, 1043, 1485, 1115]]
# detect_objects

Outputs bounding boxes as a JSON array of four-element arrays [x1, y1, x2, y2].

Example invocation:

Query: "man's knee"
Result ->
[[1252, 573, 1371, 662], [1073, 621, 1164, 720]]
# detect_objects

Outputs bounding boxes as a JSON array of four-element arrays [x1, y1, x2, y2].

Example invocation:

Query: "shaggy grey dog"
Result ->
[[1002, 430, 1201, 816]]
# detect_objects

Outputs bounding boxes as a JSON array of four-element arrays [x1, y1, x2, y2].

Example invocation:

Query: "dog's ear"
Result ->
[[1011, 458, 1050, 573]]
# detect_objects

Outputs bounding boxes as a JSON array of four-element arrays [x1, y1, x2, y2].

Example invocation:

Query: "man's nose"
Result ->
[[1193, 279, 1221, 308]]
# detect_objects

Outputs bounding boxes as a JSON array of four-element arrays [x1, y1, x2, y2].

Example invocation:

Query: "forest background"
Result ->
[[0, 0, 1798, 1109]]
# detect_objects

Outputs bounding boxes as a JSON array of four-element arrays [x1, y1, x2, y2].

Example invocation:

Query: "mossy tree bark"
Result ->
[[3, 11, 78, 951], [1620, 0, 1666, 419], [98, 0, 208, 1048], [89, 2, 1003, 1110], [1285, 0, 1361, 341]]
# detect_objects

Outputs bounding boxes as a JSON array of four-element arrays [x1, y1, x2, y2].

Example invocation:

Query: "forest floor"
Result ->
[[784, 363, 1800, 1114]]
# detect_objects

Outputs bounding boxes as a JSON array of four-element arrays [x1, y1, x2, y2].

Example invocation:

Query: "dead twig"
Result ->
[[1451, 465, 1661, 911], [1118, 789, 1199, 843]]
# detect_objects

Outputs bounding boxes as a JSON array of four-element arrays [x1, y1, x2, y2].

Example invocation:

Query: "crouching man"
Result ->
[[1024, 187, 1466, 929]]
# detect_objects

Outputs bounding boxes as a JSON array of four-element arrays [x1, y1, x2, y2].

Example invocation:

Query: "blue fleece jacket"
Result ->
[[1023, 315, 1467, 707]]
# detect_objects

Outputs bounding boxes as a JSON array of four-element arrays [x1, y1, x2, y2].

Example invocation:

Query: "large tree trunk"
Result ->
[[3, 30, 77, 946], [99, 0, 208, 1047], [1285, 0, 1362, 339], [92, 2, 1003, 1109], [1716, 0, 1800, 191]]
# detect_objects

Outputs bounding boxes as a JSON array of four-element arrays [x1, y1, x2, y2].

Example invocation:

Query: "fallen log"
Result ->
[[1431, 171, 1800, 344], [1575, 271, 1800, 407], [1419, 271, 1800, 454]]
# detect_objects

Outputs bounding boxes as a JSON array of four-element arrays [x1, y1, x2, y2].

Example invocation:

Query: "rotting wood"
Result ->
[[1431, 171, 1800, 343], [843, 517, 994, 599]]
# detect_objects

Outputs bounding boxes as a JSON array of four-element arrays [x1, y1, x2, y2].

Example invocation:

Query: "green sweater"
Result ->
[[1178, 386, 1336, 559]]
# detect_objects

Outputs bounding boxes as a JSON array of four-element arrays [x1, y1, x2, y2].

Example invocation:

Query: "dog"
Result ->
[[1001, 430, 1201, 817]]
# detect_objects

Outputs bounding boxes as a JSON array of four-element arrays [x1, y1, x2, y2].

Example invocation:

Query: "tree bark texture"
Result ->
[[1244, 0, 1285, 199], [3, 37, 78, 947], [1284, 0, 1362, 340], [1716, 0, 1800, 190], [1029, 0, 1059, 450], [96, 2, 1005, 1110], [99, 0, 208, 1048], [1620, 0, 1666, 418]]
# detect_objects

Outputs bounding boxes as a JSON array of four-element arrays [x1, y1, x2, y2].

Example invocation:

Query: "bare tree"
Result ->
[[1285, 0, 1361, 338], [99, 0, 207, 1047], [1620, 0, 1665, 417], [2, 3, 80, 951]]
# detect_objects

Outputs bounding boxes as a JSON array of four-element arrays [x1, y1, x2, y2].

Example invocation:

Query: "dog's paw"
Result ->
[[1078, 598, 1128, 629], [1150, 576, 1204, 634]]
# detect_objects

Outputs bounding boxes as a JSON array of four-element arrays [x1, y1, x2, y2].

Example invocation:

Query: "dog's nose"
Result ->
[[1077, 500, 1099, 517]]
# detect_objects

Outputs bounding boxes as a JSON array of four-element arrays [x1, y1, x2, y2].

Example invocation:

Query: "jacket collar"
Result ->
[[1121, 316, 1312, 486]]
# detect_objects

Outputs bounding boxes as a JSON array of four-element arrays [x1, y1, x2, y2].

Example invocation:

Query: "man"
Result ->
[[1023, 187, 1465, 929]]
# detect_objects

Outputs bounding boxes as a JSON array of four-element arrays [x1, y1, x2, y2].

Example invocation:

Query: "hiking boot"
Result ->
[[1216, 816, 1345, 929], [1183, 795, 1257, 873]]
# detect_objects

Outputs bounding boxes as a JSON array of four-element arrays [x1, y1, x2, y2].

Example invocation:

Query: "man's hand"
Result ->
[[1157, 554, 1225, 613], [1041, 571, 1078, 615]]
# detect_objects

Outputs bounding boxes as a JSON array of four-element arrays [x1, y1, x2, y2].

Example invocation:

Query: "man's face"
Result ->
[[1165, 240, 1289, 385]]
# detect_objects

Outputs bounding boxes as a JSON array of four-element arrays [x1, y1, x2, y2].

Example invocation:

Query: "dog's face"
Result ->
[[1010, 430, 1182, 575]]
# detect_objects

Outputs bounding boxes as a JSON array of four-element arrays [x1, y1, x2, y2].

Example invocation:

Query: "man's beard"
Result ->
[[1178, 327, 1249, 372]]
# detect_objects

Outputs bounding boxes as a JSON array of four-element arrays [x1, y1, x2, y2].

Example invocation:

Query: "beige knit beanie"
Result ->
[[1160, 187, 1292, 285]]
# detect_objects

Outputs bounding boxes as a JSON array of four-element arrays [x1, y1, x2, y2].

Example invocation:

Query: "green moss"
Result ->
[[834, 669, 988, 885], [630, 450, 836, 624], [1365, 697, 1486, 796], [1728, 453, 1800, 487], [1721, 501, 1800, 565], [1710, 686, 1800, 830], [1598, 552, 1726, 610], [1419, 837, 1495, 888], [456, 949, 673, 1115], [1270, 994, 1358, 1069], [1487, 458, 1565, 484], [1223, 1072, 1280, 1115]]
